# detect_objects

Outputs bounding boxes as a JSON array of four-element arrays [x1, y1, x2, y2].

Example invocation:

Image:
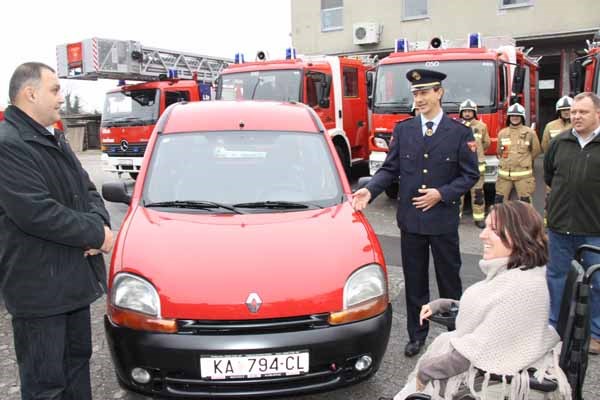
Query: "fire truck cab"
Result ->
[[369, 35, 539, 198], [216, 53, 371, 177]]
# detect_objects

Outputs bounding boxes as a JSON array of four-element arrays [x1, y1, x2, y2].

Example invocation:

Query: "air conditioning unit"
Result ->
[[353, 22, 381, 45]]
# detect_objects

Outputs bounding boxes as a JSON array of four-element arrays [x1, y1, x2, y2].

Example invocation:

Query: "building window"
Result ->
[[403, 0, 428, 21], [499, 0, 533, 9], [321, 0, 343, 32]]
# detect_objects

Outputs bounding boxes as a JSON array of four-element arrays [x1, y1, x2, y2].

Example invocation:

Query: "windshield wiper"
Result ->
[[144, 200, 244, 214], [233, 201, 322, 210]]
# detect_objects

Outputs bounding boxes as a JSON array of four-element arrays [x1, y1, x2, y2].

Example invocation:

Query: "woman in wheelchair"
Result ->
[[392, 201, 571, 400]]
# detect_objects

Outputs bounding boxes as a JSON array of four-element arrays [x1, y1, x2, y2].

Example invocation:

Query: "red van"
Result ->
[[102, 100, 391, 398]]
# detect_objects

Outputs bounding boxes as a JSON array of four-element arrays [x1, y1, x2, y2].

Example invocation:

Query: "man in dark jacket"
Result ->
[[353, 69, 479, 357], [0, 62, 113, 399], [544, 91, 600, 355]]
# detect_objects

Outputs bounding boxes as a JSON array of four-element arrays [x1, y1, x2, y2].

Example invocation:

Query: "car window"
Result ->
[[143, 131, 344, 211]]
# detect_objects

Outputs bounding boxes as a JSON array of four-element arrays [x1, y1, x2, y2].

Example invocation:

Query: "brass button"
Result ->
[[423, 169, 428, 174], [424, 153, 429, 158]]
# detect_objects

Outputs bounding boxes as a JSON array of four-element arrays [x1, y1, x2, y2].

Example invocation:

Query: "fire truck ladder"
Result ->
[[57, 38, 231, 82]]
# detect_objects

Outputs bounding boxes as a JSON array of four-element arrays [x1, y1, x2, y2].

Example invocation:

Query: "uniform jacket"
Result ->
[[0, 106, 110, 318], [541, 118, 571, 153], [367, 114, 479, 235], [497, 125, 541, 178], [544, 129, 600, 235]]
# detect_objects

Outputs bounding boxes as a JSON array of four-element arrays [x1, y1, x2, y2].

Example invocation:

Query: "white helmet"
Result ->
[[555, 96, 573, 111], [459, 99, 478, 113], [507, 103, 526, 117]]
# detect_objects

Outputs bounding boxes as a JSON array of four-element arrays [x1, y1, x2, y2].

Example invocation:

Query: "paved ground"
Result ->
[[0, 152, 598, 399]]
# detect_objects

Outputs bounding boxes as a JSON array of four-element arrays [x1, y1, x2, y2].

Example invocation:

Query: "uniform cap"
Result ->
[[406, 69, 446, 91]]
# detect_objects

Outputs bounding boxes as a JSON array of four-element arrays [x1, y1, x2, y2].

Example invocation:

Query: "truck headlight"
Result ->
[[329, 264, 388, 325], [373, 137, 389, 150]]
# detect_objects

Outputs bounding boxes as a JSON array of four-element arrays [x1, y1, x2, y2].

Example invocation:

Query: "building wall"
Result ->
[[292, 0, 600, 55]]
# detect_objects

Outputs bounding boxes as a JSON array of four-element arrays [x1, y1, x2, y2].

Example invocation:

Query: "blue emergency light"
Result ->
[[117, 80, 126, 86], [234, 52, 245, 64], [395, 38, 408, 53], [286, 47, 297, 60], [469, 33, 482, 48], [167, 69, 178, 79]]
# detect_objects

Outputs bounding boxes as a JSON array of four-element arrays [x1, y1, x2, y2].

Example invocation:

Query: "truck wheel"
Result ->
[[129, 173, 139, 180], [385, 184, 399, 199], [334, 143, 351, 180]]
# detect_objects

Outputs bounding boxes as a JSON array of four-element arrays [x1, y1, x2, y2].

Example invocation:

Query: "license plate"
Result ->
[[200, 351, 309, 380], [118, 159, 133, 166]]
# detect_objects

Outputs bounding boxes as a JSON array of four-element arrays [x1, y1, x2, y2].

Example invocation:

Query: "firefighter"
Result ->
[[458, 99, 490, 228], [495, 103, 541, 204], [541, 96, 572, 153]]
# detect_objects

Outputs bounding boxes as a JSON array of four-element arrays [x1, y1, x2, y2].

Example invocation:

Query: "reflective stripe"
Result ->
[[478, 164, 486, 172], [498, 169, 532, 178], [473, 212, 485, 221]]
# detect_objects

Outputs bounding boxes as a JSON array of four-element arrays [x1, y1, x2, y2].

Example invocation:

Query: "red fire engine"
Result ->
[[215, 51, 371, 177], [571, 33, 600, 95], [369, 34, 539, 197], [56, 38, 230, 179]]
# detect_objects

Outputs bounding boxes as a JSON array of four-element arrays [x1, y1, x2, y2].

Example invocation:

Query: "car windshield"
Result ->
[[374, 60, 496, 113], [101, 89, 160, 127], [142, 130, 343, 212], [217, 70, 302, 101]]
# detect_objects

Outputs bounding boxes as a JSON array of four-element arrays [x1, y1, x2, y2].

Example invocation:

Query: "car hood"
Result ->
[[116, 202, 382, 320]]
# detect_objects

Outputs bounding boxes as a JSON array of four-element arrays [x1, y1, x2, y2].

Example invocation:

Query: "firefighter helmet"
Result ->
[[507, 103, 526, 117], [555, 96, 573, 111], [459, 99, 478, 118]]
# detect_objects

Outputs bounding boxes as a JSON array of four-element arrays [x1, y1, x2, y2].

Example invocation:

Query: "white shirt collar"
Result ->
[[421, 110, 444, 128], [45, 126, 55, 136], [572, 125, 600, 148]]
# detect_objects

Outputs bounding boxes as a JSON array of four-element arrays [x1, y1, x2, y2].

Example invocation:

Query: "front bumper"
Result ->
[[104, 305, 392, 398], [101, 153, 143, 174]]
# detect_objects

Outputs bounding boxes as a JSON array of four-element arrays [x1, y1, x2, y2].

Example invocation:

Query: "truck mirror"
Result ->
[[511, 66, 526, 95], [366, 71, 374, 97], [569, 59, 585, 96], [318, 75, 332, 108]]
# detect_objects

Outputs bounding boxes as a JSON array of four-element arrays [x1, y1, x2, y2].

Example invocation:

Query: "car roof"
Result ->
[[161, 100, 323, 134]]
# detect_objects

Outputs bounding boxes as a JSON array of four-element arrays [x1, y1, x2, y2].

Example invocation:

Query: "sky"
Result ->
[[0, 0, 292, 111]]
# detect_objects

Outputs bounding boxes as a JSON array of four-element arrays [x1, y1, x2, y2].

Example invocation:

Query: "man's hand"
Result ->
[[412, 188, 441, 212], [352, 188, 372, 211], [100, 225, 114, 253], [84, 249, 102, 257]]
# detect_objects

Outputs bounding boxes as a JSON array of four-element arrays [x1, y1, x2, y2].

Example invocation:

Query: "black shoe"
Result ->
[[404, 340, 425, 357], [474, 220, 485, 229]]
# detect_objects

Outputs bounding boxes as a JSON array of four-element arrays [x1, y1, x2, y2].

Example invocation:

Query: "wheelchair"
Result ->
[[391, 244, 600, 400]]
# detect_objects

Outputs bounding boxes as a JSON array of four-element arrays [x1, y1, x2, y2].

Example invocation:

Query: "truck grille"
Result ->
[[103, 143, 147, 157], [177, 314, 330, 335]]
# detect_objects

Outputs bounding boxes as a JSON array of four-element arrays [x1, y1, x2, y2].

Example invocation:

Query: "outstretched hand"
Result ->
[[352, 188, 372, 211]]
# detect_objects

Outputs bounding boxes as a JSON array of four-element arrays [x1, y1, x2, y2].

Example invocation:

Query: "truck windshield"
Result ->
[[374, 60, 496, 113], [143, 131, 342, 211], [101, 89, 160, 127], [217, 70, 302, 102]]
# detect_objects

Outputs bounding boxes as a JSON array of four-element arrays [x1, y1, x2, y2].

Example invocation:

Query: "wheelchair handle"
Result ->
[[585, 264, 600, 284], [575, 244, 600, 261]]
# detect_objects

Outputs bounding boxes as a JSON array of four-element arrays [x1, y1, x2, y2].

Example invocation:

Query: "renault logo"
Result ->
[[120, 140, 129, 152], [245, 292, 262, 313]]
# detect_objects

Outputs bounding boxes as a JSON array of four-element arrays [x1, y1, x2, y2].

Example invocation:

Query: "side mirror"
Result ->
[[318, 75, 332, 108], [511, 66, 526, 95], [569, 59, 585, 95], [366, 71, 374, 97], [102, 181, 131, 205]]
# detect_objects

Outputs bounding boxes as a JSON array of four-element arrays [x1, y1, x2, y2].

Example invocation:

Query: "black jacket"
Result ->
[[367, 114, 479, 235], [544, 129, 600, 235], [0, 106, 110, 317]]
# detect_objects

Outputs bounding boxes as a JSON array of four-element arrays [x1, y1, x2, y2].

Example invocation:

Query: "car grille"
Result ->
[[177, 314, 330, 335], [103, 143, 147, 157]]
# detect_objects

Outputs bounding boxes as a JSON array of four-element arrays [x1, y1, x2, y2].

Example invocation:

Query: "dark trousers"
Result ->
[[12, 306, 92, 400], [400, 230, 462, 342]]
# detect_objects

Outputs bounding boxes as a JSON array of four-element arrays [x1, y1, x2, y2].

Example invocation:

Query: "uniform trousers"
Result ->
[[400, 230, 462, 342], [495, 176, 535, 203]]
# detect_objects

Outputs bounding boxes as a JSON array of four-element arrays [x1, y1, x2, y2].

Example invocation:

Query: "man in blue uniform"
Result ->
[[353, 69, 479, 357]]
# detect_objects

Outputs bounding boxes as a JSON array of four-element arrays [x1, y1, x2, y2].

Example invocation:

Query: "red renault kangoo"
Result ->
[[102, 100, 392, 398]]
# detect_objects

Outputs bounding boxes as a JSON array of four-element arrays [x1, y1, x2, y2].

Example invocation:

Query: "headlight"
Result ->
[[344, 264, 386, 308], [329, 264, 388, 325], [373, 137, 389, 150], [112, 273, 160, 316]]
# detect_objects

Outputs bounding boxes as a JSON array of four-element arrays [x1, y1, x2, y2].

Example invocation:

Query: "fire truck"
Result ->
[[368, 34, 540, 198], [215, 51, 371, 177], [56, 38, 230, 179], [570, 34, 600, 95]]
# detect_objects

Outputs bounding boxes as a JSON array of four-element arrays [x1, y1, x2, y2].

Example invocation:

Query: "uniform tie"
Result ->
[[425, 121, 434, 137]]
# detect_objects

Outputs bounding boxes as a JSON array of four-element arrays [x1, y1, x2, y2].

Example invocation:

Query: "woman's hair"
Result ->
[[489, 201, 548, 270]]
